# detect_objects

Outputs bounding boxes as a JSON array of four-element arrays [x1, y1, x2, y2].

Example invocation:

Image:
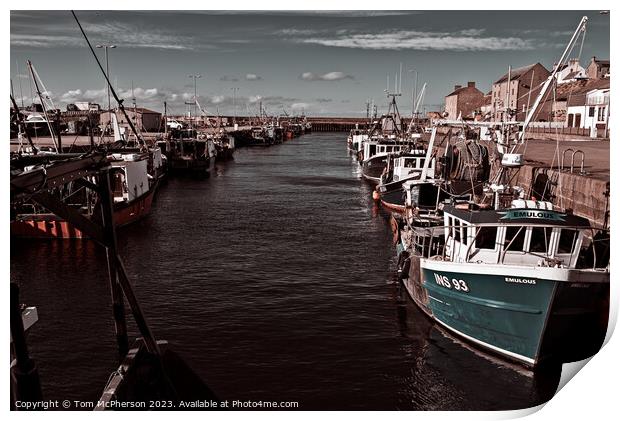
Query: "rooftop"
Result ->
[[494, 63, 548, 84]]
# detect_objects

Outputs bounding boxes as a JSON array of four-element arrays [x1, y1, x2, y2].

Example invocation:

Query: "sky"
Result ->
[[10, 10, 610, 117]]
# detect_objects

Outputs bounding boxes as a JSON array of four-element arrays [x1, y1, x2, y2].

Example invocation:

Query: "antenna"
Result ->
[[399, 63, 403, 94]]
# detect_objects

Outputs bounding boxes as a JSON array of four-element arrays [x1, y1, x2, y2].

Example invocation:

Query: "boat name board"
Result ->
[[499, 210, 565, 221], [504, 277, 537, 285]]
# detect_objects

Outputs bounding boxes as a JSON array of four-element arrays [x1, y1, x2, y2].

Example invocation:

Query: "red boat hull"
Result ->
[[11, 188, 156, 239]]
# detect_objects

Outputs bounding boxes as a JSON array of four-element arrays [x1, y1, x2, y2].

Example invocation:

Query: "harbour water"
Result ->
[[10, 133, 561, 410]]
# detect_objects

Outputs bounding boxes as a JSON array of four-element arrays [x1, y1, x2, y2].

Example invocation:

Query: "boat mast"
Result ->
[[26, 60, 59, 153], [516, 15, 588, 147]]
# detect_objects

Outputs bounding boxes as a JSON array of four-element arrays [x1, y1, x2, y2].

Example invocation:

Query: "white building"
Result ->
[[555, 59, 587, 84], [566, 87, 610, 138]]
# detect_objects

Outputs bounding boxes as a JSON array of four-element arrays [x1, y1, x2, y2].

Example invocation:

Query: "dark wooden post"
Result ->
[[55, 110, 62, 153], [10, 283, 42, 407], [88, 111, 95, 149], [98, 168, 129, 359]]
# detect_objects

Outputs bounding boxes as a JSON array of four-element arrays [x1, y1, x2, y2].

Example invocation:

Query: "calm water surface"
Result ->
[[11, 133, 561, 410]]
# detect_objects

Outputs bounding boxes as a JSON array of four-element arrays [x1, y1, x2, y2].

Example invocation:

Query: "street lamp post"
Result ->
[[188, 74, 201, 129], [230, 87, 239, 125], [408, 69, 418, 120], [96, 44, 116, 132]]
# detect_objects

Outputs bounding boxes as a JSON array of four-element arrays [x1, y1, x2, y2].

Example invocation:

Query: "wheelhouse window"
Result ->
[[462, 223, 469, 246], [504, 226, 526, 251], [476, 226, 497, 250], [529, 226, 552, 253], [454, 219, 461, 242], [558, 229, 579, 254]]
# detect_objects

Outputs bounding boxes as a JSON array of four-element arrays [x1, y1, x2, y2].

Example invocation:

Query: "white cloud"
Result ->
[[245, 73, 263, 81], [300, 71, 354, 81], [291, 102, 310, 110], [276, 28, 323, 36], [11, 34, 84, 48], [11, 20, 194, 50], [210, 95, 226, 104], [301, 30, 535, 51], [459, 28, 486, 36], [60, 89, 83, 102], [248, 95, 262, 103]]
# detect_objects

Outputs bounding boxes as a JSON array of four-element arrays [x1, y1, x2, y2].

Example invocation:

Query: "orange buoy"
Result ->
[[372, 190, 380, 201]]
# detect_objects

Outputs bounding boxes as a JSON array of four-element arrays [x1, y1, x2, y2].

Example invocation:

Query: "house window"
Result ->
[[589, 107, 596, 117], [598, 106, 606, 121]]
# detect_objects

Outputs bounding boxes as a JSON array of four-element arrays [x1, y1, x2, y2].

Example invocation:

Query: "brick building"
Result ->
[[586, 56, 610, 79], [491, 62, 551, 121], [444, 82, 484, 120]]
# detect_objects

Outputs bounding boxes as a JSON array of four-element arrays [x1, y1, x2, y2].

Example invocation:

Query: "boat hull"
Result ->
[[402, 256, 609, 367], [379, 188, 406, 212], [11, 185, 157, 239], [168, 155, 214, 176], [361, 155, 389, 183]]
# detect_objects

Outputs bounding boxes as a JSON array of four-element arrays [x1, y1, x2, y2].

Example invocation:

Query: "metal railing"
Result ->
[[560, 148, 586, 174], [406, 222, 608, 271]]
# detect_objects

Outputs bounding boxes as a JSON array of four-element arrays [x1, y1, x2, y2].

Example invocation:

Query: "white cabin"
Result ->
[[442, 200, 587, 269], [110, 154, 150, 203], [390, 153, 434, 182]]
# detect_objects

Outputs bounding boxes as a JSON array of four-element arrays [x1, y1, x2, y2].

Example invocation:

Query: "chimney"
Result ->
[[467, 81, 475, 88], [454, 84, 462, 91]]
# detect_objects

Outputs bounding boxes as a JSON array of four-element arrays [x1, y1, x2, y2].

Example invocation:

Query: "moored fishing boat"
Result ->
[[375, 127, 437, 211], [157, 130, 216, 175], [211, 131, 235, 160], [347, 127, 368, 153], [11, 148, 163, 238], [359, 88, 411, 181], [400, 195, 609, 367], [377, 152, 435, 212], [360, 139, 411, 183]]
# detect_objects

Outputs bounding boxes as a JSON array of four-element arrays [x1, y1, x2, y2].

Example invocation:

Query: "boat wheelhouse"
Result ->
[[376, 152, 435, 212], [347, 128, 368, 153], [109, 152, 158, 227], [360, 140, 412, 183]]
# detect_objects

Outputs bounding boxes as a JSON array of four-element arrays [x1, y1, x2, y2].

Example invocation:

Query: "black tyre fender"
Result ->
[[397, 251, 410, 279]]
